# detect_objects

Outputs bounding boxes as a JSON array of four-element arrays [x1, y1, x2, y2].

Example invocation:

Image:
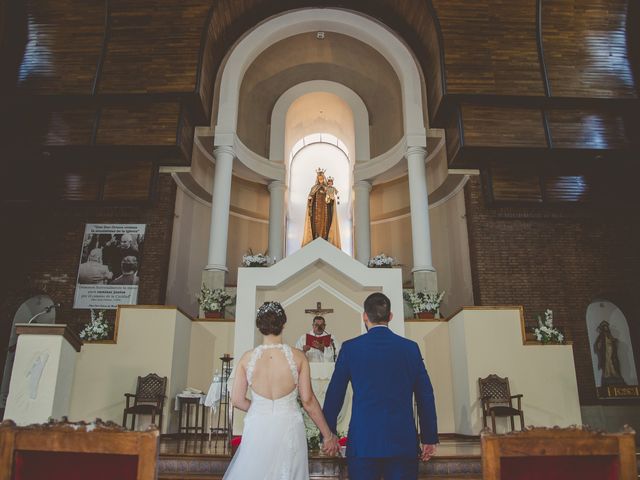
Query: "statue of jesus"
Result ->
[[301, 168, 341, 248]]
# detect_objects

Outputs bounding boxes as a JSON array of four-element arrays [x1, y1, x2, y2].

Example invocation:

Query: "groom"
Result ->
[[323, 292, 438, 479]]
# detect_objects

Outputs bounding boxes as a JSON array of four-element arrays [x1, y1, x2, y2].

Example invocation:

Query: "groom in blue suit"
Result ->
[[323, 292, 438, 480]]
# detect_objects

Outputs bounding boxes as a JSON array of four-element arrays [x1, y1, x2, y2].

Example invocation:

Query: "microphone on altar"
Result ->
[[27, 303, 62, 324]]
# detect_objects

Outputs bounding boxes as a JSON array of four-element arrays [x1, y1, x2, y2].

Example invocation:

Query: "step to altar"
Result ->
[[158, 437, 482, 479]]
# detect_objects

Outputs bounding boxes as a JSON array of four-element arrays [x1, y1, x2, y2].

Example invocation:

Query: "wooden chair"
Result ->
[[481, 426, 638, 480], [0, 418, 158, 480], [123, 373, 167, 432], [478, 374, 524, 433]]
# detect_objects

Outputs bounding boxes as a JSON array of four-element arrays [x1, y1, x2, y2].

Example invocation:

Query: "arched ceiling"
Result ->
[[237, 32, 403, 159]]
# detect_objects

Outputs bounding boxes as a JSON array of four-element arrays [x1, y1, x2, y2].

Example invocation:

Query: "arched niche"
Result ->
[[586, 300, 638, 389]]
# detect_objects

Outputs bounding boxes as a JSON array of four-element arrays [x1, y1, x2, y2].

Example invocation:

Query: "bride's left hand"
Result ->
[[321, 434, 340, 456]]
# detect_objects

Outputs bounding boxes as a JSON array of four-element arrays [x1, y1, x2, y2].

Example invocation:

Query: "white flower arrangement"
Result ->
[[367, 253, 396, 268], [403, 290, 445, 316], [79, 309, 110, 341], [197, 285, 235, 313], [534, 309, 564, 344], [241, 250, 272, 267]]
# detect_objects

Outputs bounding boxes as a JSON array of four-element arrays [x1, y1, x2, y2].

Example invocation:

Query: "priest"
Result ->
[[295, 315, 341, 363]]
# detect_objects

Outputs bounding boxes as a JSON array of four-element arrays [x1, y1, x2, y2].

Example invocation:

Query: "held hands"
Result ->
[[420, 444, 437, 462], [321, 433, 340, 456]]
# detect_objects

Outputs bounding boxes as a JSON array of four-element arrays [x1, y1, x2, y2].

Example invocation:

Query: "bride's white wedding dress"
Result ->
[[223, 344, 309, 480]]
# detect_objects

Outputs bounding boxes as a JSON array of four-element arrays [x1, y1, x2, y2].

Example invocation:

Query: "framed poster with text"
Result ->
[[73, 224, 146, 309]]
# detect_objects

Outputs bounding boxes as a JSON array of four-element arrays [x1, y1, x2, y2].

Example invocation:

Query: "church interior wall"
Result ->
[[0, 174, 177, 382], [370, 216, 414, 288], [464, 176, 640, 407], [68, 307, 192, 434], [448, 308, 582, 435], [428, 188, 475, 314], [186, 321, 235, 394], [405, 321, 455, 433], [166, 175, 269, 314], [166, 186, 212, 315], [225, 214, 269, 286]]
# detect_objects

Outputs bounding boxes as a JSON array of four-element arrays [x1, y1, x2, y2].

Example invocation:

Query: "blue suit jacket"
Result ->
[[323, 326, 438, 458]]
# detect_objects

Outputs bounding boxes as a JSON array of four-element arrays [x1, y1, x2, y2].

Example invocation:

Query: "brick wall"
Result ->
[[0, 173, 176, 348], [464, 176, 640, 404]]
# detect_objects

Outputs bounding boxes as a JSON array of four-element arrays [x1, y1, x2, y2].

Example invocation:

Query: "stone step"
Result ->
[[158, 454, 481, 479]]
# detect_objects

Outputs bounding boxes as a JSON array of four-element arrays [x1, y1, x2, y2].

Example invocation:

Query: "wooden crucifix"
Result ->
[[304, 301, 334, 316]]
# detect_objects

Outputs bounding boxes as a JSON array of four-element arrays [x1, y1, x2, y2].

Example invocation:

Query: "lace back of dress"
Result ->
[[246, 344, 298, 387]]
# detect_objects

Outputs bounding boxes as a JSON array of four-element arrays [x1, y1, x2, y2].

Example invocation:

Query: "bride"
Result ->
[[223, 301, 340, 479]]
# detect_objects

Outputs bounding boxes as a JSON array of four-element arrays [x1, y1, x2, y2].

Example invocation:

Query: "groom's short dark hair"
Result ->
[[364, 292, 391, 324]]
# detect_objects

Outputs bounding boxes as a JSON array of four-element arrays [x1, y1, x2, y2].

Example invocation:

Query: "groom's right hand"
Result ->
[[420, 444, 437, 461]]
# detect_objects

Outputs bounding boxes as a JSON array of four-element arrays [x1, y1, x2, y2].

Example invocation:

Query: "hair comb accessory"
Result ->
[[257, 301, 285, 317]]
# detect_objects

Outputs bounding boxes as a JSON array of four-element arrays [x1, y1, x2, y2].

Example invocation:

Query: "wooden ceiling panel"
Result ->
[[99, 0, 211, 94], [18, 0, 105, 94], [542, 0, 636, 98], [461, 105, 547, 147], [96, 103, 180, 145], [44, 108, 96, 146], [547, 109, 630, 149], [432, 0, 544, 96], [544, 174, 591, 202], [51, 168, 102, 201]]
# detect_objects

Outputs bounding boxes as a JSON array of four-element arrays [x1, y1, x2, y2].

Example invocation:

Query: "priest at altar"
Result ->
[[295, 315, 341, 363]]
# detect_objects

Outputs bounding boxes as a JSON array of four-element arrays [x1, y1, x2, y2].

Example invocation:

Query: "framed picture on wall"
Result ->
[[73, 224, 146, 309]]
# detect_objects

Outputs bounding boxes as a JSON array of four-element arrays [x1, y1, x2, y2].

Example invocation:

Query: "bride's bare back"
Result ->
[[250, 346, 298, 399]]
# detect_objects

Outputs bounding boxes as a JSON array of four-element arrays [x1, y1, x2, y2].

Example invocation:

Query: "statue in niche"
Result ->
[[302, 168, 341, 249], [594, 320, 626, 386]]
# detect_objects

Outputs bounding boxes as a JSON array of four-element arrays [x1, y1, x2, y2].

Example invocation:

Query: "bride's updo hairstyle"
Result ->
[[256, 301, 287, 335]]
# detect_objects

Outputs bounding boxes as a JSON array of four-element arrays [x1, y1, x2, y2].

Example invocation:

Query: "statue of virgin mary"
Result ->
[[301, 168, 341, 248]]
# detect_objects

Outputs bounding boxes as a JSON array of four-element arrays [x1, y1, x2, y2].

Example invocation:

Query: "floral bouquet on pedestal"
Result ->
[[197, 284, 235, 318], [403, 290, 445, 319], [241, 249, 272, 267], [79, 309, 110, 341], [534, 309, 564, 344], [367, 253, 396, 268]]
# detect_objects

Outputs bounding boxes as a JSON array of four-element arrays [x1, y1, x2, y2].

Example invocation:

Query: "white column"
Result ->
[[206, 146, 235, 272], [406, 146, 434, 273], [268, 180, 286, 261], [354, 180, 372, 264]]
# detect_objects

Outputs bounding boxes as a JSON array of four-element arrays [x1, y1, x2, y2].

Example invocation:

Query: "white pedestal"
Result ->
[[4, 324, 82, 425]]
